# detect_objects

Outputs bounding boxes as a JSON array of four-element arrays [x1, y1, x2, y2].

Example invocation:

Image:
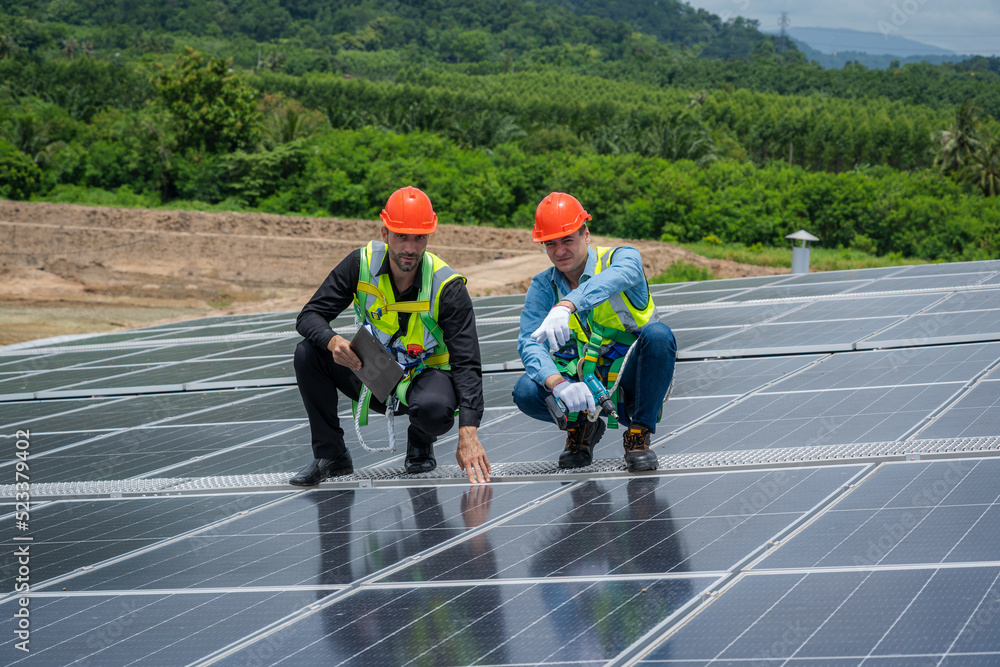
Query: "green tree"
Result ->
[[934, 100, 983, 173], [960, 130, 1000, 197], [153, 48, 263, 153], [0, 138, 42, 199]]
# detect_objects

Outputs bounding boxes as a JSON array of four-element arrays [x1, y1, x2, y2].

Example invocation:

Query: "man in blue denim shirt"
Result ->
[[513, 192, 677, 472]]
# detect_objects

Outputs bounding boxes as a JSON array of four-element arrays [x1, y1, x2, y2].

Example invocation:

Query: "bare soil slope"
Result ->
[[0, 200, 784, 345]]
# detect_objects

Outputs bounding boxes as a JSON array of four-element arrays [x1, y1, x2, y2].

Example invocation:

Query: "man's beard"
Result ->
[[389, 248, 420, 272]]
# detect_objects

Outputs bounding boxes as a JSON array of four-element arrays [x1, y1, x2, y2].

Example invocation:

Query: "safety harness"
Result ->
[[350, 241, 463, 451], [550, 246, 657, 429]]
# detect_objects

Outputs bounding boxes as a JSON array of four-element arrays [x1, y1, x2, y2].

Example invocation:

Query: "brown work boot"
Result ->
[[623, 424, 658, 472], [558, 417, 606, 469]]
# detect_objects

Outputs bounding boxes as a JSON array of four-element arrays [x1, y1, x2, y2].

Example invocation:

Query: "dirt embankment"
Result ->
[[0, 200, 784, 345]]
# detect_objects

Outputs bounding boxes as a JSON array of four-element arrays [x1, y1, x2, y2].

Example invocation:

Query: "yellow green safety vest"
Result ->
[[555, 246, 657, 427], [352, 240, 465, 421]]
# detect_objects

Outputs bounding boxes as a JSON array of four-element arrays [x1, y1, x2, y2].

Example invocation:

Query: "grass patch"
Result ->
[[678, 242, 926, 271], [651, 260, 717, 284], [36, 184, 161, 209]]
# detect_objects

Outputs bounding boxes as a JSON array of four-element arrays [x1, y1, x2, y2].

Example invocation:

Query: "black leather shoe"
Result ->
[[405, 440, 436, 474], [289, 455, 353, 486]]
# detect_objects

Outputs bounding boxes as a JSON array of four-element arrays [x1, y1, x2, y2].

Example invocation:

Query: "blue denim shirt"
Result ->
[[517, 245, 649, 385]]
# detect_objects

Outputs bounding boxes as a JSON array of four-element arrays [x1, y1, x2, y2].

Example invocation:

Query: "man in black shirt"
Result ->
[[291, 186, 492, 486]]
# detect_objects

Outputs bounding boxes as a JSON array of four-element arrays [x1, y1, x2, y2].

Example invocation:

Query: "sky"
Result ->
[[681, 0, 1000, 56]]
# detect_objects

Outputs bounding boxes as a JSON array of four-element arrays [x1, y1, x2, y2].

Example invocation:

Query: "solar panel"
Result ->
[[2, 259, 999, 666], [851, 272, 996, 293], [642, 568, 1000, 663], [757, 458, 1000, 568], [660, 302, 803, 328]]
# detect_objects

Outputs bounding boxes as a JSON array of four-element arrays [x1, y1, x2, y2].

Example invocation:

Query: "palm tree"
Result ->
[[960, 129, 1000, 197], [934, 100, 982, 173], [61, 38, 79, 60]]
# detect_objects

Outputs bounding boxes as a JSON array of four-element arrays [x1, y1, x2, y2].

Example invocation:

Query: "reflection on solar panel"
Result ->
[[2, 260, 1000, 665]]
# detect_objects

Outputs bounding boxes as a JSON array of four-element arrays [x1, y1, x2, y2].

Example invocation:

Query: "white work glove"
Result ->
[[531, 304, 573, 352], [553, 380, 595, 414]]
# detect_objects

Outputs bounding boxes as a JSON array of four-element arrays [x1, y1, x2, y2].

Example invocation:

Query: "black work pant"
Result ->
[[294, 339, 458, 459]]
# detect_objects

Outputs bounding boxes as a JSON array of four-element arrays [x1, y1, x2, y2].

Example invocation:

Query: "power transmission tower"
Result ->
[[778, 12, 790, 53]]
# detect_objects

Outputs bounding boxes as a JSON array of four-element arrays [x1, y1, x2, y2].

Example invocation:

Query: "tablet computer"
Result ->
[[350, 326, 405, 403]]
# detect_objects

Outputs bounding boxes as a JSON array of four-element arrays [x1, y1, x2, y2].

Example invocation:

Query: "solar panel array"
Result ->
[[2, 260, 1000, 665]]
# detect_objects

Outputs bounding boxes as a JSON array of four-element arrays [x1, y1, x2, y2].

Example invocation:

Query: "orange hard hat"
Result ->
[[380, 186, 438, 234], [532, 192, 591, 242]]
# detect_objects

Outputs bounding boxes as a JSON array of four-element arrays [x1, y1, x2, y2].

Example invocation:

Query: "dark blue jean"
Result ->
[[512, 321, 677, 433]]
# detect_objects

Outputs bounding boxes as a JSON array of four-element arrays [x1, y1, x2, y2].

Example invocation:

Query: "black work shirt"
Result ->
[[296, 248, 485, 428]]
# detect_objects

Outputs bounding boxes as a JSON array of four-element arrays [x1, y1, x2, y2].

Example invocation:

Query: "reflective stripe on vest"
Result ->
[[553, 246, 658, 428], [559, 246, 657, 362]]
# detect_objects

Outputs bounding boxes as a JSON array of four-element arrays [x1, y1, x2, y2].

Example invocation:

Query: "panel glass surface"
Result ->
[[864, 309, 1000, 343], [136, 313, 279, 329], [673, 326, 743, 351], [0, 348, 146, 373], [216, 578, 715, 666], [0, 591, 322, 666], [0, 430, 105, 455], [55, 330, 181, 346], [72, 340, 277, 365], [666, 277, 790, 294], [143, 322, 294, 341], [0, 493, 287, 582], [769, 294, 944, 322], [910, 380, 1000, 440], [642, 568, 1000, 664], [203, 360, 294, 383], [892, 261, 1000, 276], [718, 281, 869, 302], [776, 266, 905, 284], [25, 422, 297, 482], [663, 384, 960, 454], [384, 466, 860, 582], [770, 343, 1000, 392], [925, 288, 1000, 313], [478, 339, 519, 364], [218, 337, 300, 358], [162, 387, 303, 424], [661, 303, 803, 329], [671, 355, 824, 399], [758, 458, 1000, 568], [59, 484, 560, 590], [0, 352, 43, 369], [3, 389, 274, 432], [0, 366, 167, 394], [57, 358, 291, 390], [471, 293, 532, 307], [0, 397, 115, 428], [655, 289, 746, 305], [851, 273, 995, 293], [475, 322, 521, 339], [687, 318, 901, 353]]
